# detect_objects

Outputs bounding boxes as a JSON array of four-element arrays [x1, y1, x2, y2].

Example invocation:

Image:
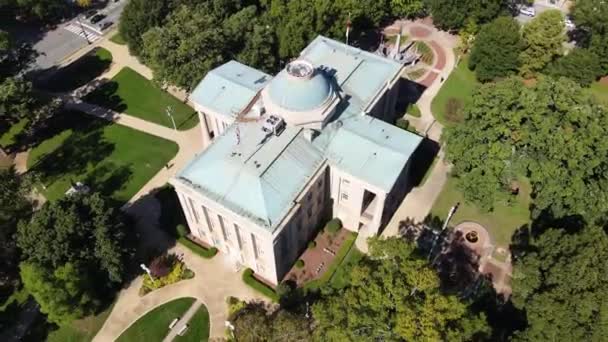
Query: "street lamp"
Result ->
[[166, 105, 177, 131], [140, 263, 154, 282]]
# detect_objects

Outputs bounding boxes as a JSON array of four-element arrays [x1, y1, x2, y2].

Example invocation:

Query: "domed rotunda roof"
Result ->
[[267, 60, 333, 112]]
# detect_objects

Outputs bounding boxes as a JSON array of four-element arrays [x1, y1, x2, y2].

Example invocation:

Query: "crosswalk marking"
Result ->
[[63, 24, 101, 42]]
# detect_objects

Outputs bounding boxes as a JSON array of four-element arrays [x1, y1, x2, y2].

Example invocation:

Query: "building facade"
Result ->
[[170, 36, 422, 285]]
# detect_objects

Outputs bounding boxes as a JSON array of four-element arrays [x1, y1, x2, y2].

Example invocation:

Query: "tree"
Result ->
[[118, 0, 170, 57], [11, 0, 68, 21], [232, 302, 313, 341], [0, 78, 35, 123], [312, 237, 489, 341], [142, 4, 227, 91], [469, 16, 522, 82], [427, 0, 505, 31], [511, 225, 608, 341], [589, 32, 608, 76], [0, 167, 35, 291], [17, 193, 131, 285], [444, 76, 608, 220], [520, 10, 565, 76], [390, 0, 425, 18], [76, 0, 91, 7], [571, 0, 608, 36], [20, 262, 98, 324], [546, 48, 602, 86]]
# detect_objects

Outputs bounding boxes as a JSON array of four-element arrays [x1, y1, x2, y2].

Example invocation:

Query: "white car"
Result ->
[[565, 17, 575, 30], [519, 6, 536, 17]]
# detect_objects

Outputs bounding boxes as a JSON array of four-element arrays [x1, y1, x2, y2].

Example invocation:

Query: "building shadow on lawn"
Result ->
[[409, 138, 440, 187]]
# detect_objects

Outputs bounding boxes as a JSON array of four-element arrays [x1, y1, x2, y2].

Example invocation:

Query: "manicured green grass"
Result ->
[[407, 103, 421, 117], [85, 67, 198, 130], [329, 246, 364, 289], [0, 118, 28, 148], [405, 68, 426, 80], [304, 231, 358, 291], [415, 41, 434, 65], [178, 237, 218, 259], [242, 269, 279, 302], [588, 81, 608, 106], [430, 176, 532, 248], [47, 303, 115, 342], [110, 32, 126, 45], [116, 297, 196, 342], [174, 305, 210, 342], [27, 110, 179, 203], [42, 47, 113, 92], [430, 55, 480, 126]]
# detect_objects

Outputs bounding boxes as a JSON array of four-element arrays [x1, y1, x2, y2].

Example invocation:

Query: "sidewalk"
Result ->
[[162, 300, 203, 342]]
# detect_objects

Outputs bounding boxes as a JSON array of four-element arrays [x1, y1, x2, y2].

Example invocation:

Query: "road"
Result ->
[[515, 1, 569, 24], [32, 0, 126, 70]]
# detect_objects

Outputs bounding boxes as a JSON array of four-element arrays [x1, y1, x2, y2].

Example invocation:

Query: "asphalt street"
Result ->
[[33, 0, 126, 70]]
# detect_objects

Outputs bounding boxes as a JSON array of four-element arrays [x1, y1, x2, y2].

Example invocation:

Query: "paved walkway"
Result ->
[[381, 19, 459, 237], [162, 300, 202, 342]]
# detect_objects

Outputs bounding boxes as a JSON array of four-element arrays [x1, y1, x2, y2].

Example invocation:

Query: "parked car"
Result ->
[[83, 10, 97, 19], [519, 6, 536, 17], [90, 14, 106, 24], [565, 17, 575, 30], [100, 21, 113, 31]]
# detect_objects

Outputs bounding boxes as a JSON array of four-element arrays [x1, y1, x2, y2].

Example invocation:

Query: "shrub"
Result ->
[[178, 237, 218, 259], [325, 218, 342, 234], [227, 296, 246, 317], [307, 241, 316, 249], [176, 224, 188, 237], [242, 268, 279, 302], [445, 98, 464, 123], [142, 261, 185, 291], [182, 268, 195, 279], [295, 260, 305, 268], [396, 118, 409, 130], [149, 254, 176, 278]]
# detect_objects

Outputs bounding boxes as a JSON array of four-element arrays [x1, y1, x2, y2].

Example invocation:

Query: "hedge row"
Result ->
[[178, 237, 218, 259], [242, 268, 279, 302]]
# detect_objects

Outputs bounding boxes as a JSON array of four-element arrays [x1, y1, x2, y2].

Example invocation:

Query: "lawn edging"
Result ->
[[242, 268, 279, 302], [303, 231, 358, 291], [178, 237, 218, 259]]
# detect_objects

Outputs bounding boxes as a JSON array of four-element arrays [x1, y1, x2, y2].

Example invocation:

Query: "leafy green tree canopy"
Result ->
[[118, 0, 171, 57], [511, 225, 608, 341], [17, 193, 131, 285], [20, 262, 98, 324], [546, 48, 602, 86], [445, 76, 608, 220], [232, 302, 313, 341], [390, 0, 425, 18], [469, 16, 522, 82], [572, 0, 608, 35], [312, 237, 489, 341], [520, 10, 565, 76], [427, 0, 505, 31]]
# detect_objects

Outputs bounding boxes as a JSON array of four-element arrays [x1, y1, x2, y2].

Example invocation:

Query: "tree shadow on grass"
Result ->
[[36, 47, 112, 92], [176, 111, 199, 130], [84, 161, 133, 205], [28, 114, 115, 193], [84, 81, 127, 113]]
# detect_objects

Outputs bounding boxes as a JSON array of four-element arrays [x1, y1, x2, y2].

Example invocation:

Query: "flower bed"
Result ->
[[139, 254, 195, 296]]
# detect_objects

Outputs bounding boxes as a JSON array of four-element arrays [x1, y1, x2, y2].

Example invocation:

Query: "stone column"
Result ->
[[199, 112, 212, 145]]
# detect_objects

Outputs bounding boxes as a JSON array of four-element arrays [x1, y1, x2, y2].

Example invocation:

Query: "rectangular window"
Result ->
[[202, 205, 213, 232], [342, 179, 350, 184], [341, 193, 349, 201], [188, 198, 199, 224], [234, 224, 243, 250], [251, 233, 259, 259], [219, 215, 228, 242], [179, 194, 193, 222]]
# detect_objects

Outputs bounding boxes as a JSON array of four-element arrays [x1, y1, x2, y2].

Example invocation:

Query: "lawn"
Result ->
[[0, 117, 28, 148], [430, 176, 532, 248], [27, 110, 179, 203], [588, 80, 608, 106], [47, 303, 114, 342], [85, 67, 199, 130], [117, 297, 196, 342], [174, 304, 210, 342], [110, 32, 126, 45], [41, 47, 113, 92], [329, 246, 364, 289], [430, 55, 479, 126], [407, 103, 421, 117], [304, 231, 358, 291]]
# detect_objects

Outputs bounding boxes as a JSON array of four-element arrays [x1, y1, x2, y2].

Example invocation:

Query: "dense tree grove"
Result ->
[[519, 10, 565, 77], [0, 0, 68, 21], [445, 76, 608, 220], [17, 193, 132, 286], [231, 302, 313, 341], [572, 0, 608, 76], [511, 225, 608, 341], [312, 238, 490, 341], [469, 16, 522, 82], [426, 0, 506, 31], [546, 48, 602, 86]]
